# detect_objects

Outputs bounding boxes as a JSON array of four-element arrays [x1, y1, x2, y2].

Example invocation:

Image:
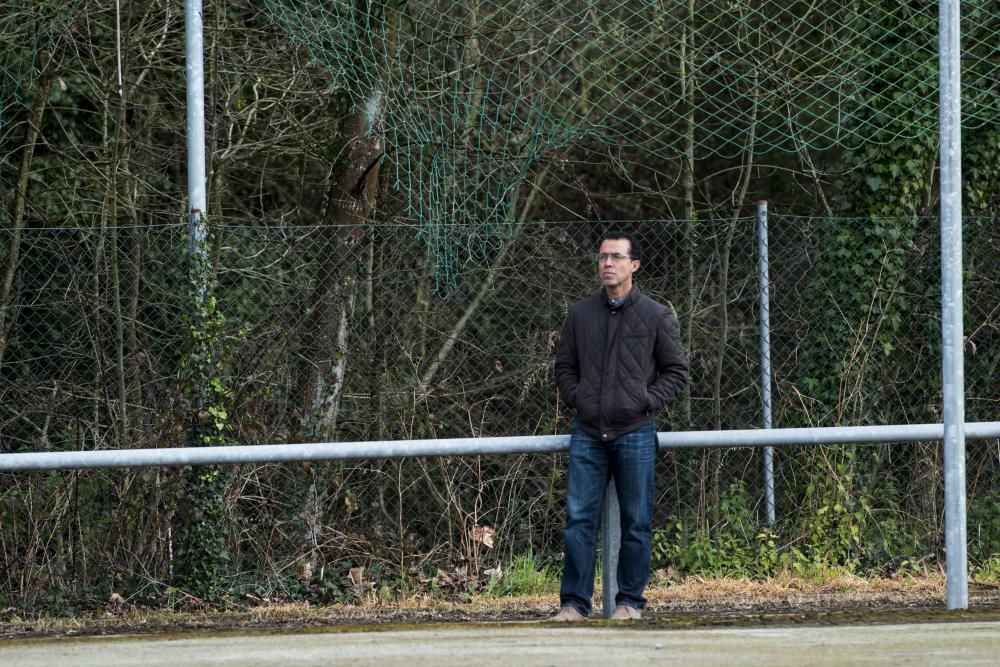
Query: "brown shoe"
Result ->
[[551, 606, 587, 622], [610, 605, 642, 620]]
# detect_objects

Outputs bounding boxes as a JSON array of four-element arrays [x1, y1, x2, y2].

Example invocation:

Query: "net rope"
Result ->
[[0, 1, 81, 134], [4, 1, 995, 285], [260, 0, 998, 285]]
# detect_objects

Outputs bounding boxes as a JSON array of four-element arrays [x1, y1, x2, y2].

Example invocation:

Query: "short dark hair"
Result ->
[[599, 231, 641, 260]]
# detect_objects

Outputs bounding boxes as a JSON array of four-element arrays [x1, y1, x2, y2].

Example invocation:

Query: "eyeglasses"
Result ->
[[596, 252, 633, 263]]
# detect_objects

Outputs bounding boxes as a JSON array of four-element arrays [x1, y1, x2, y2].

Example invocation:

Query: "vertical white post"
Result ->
[[185, 0, 208, 299], [601, 479, 620, 619], [939, 0, 967, 611], [757, 201, 775, 527]]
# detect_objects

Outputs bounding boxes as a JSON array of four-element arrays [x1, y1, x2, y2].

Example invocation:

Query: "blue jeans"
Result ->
[[560, 420, 656, 616]]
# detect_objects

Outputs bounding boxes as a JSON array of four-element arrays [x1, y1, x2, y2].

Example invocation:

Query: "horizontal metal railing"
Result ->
[[3, 422, 999, 472], [5, 422, 998, 618]]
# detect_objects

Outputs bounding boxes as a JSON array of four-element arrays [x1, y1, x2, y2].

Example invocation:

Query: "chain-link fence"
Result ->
[[1, 217, 998, 606]]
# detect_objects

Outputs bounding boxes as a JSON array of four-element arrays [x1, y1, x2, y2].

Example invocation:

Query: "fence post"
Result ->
[[757, 201, 776, 527], [186, 0, 207, 282], [177, 0, 232, 598], [939, 0, 967, 611], [601, 479, 620, 618]]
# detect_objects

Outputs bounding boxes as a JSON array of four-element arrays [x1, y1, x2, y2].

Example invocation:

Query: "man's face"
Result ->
[[597, 238, 639, 293]]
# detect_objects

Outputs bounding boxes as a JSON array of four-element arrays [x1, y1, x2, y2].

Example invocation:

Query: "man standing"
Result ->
[[552, 231, 688, 621]]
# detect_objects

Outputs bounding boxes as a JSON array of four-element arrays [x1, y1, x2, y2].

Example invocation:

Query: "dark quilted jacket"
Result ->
[[554, 287, 689, 441]]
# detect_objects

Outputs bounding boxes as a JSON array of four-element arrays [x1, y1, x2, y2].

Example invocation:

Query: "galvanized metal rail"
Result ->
[[4, 423, 999, 618], [3, 423, 998, 472]]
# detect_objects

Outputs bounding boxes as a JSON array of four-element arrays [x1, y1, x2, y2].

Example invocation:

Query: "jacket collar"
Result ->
[[602, 286, 641, 313]]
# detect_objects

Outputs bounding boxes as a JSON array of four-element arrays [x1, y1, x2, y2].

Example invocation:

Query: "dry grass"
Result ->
[[3, 574, 1000, 640], [645, 572, 952, 612]]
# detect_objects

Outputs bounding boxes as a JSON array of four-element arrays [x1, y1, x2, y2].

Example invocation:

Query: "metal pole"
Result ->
[[185, 0, 208, 292], [757, 201, 776, 527], [939, 0, 967, 611], [5, 423, 1000, 471], [184, 0, 212, 443], [601, 480, 620, 619]]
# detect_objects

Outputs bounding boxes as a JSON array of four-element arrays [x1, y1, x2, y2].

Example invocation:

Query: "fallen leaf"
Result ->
[[347, 566, 375, 593], [347, 566, 365, 588], [453, 564, 469, 580], [469, 524, 495, 548], [244, 592, 269, 606], [434, 568, 454, 587], [107, 592, 125, 614]]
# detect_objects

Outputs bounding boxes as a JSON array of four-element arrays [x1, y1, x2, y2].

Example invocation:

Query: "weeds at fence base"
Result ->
[[481, 554, 560, 598], [972, 557, 1000, 584], [4, 573, 1000, 640]]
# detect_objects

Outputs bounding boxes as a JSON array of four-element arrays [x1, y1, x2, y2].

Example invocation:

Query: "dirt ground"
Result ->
[[3, 574, 1000, 640]]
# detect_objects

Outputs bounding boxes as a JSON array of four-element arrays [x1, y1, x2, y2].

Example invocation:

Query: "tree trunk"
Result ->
[[296, 97, 384, 441], [109, 81, 131, 448], [0, 67, 50, 370], [678, 0, 696, 432], [709, 72, 759, 525]]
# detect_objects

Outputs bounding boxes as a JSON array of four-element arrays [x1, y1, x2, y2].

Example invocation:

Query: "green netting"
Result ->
[[261, 0, 998, 285], [6, 2, 993, 286], [0, 1, 80, 134]]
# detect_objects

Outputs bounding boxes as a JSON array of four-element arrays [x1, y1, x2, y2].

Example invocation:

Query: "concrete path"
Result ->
[[4, 620, 1000, 666]]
